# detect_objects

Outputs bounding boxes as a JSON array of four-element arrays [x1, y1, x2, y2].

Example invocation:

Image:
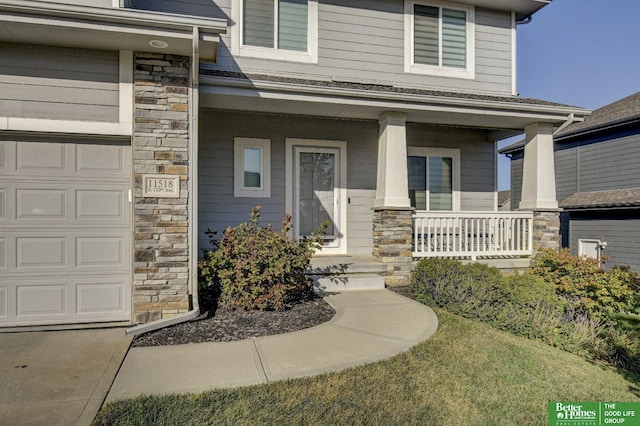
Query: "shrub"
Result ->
[[199, 206, 325, 310], [530, 249, 640, 318], [411, 258, 605, 363]]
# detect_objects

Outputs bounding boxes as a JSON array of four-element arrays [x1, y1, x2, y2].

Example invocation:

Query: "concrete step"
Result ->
[[312, 274, 385, 293]]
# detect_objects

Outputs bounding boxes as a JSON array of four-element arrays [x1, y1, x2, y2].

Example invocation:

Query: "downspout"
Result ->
[[126, 27, 202, 336]]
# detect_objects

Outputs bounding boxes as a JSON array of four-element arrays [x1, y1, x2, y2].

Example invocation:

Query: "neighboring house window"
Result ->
[[231, 0, 318, 63], [407, 147, 460, 210], [404, 0, 475, 78], [234, 138, 271, 198]]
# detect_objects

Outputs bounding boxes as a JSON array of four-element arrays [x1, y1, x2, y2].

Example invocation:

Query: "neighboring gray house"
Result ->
[[501, 91, 640, 271], [0, 0, 589, 329]]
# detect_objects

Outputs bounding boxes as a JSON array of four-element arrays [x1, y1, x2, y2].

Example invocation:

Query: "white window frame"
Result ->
[[231, 0, 319, 64], [407, 146, 461, 211], [234, 138, 271, 198], [404, 0, 475, 79]]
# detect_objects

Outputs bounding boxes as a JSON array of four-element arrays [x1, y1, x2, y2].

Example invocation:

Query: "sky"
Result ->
[[497, 0, 640, 190]]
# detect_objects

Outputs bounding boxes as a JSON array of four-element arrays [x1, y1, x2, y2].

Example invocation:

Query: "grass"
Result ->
[[95, 308, 640, 426]]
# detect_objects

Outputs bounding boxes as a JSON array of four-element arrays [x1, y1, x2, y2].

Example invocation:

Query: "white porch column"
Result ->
[[375, 112, 410, 207], [519, 122, 558, 210]]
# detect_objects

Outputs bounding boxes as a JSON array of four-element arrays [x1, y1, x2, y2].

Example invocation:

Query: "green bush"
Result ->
[[411, 258, 605, 363], [199, 206, 325, 310], [529, 249, 640, 318]]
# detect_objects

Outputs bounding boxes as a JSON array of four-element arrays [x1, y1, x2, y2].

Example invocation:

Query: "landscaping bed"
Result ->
[[132, 289, 335, 347]]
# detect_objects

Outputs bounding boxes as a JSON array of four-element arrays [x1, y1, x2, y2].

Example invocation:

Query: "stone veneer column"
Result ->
[[373, 207, 414, 286], [132, 52, 191, 324], [532, 210, 560, 251]]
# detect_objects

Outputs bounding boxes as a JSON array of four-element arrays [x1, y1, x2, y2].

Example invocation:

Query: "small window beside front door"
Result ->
[[234, 138, 271, 198]]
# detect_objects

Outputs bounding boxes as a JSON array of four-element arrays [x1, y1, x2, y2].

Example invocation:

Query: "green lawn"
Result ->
[[95, 308, 640, 425]]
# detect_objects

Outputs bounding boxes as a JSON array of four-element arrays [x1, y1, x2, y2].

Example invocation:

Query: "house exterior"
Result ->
[[0, 0, 589, 329], [501, 91, 640, 271]]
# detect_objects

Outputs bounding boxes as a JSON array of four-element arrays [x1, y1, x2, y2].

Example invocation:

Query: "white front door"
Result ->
[[287, 139, 347, 254]]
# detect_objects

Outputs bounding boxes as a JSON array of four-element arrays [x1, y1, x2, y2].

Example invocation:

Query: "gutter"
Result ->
[[125, 27, 202, 337]]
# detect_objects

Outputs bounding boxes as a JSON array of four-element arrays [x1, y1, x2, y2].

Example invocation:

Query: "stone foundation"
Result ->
[[372, 207, 414, 286], [132, 52, 191, 324], [532, 209, 560, 251]]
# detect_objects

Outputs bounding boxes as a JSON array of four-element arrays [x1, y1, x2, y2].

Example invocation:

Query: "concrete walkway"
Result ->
[[107, 289, 438, 402], [0, 328, 131, 426]]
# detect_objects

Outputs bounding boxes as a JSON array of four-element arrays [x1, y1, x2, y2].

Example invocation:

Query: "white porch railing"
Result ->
[[412, 211, 533, 259]]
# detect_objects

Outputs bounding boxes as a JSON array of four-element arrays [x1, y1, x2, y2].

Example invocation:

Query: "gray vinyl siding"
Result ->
[[569, 212, 640, 272], [0, 42, 119, 122], [554, 146, 577, 202], [509, 153, 523, 210], [577, 133, 640, 192], [127, 0, 514, 95], [199, 110, 496, 254]]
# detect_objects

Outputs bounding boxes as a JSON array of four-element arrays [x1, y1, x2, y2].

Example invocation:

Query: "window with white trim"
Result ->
[[407, 147, 460, 210], [232, 0, 318, 63], [234, 138, 271, 198], [404, 0, 475, 78]]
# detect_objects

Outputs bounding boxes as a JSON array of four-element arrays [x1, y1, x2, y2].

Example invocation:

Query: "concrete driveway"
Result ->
[[0, 328, 131, 426]]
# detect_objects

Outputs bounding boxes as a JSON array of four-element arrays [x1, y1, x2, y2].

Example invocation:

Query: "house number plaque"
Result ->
[[142, 174, 180, 198]]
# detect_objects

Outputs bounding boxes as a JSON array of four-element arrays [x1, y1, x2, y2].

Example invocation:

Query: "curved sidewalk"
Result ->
[[106, 289, 438, 402]]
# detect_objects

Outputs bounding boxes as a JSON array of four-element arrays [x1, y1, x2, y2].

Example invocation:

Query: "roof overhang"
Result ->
[[200, 74, 588, 139], [456, 0, 551, 21], [0, 1, 227, 60]]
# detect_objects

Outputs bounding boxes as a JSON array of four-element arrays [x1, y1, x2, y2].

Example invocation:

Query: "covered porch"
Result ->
[[198, 71, 589, 284]]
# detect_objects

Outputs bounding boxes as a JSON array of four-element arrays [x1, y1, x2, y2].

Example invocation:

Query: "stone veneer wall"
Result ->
[[132, 52, 191, 324], [372, 208, 414, 286], [532, 210, 560, 251]]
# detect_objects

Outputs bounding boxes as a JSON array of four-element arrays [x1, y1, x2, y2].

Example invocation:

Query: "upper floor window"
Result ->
[[231, 0, 318, 63], [405, 0, 475, 79]]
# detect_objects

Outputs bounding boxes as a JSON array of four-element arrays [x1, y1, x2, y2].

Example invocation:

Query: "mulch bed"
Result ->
[[132, 289, 336, 347]]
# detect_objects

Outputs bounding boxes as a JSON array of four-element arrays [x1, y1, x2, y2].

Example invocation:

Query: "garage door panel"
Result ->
[[77, 144, 128, 175], [16, 141, 66, 172], [76, 189, 125, 221], [76, 237, 125, 267], [0, 188, 5, 220], [17, 189, 66, 219], [0, 238, 5, 268], [0, 287, 5, 318], [77, 281, 126, 314], [17, 284, 67, 317], [16, 237, 67, 268]]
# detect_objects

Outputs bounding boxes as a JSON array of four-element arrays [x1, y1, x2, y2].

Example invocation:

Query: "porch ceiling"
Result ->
[[199, 75, 588, 139]]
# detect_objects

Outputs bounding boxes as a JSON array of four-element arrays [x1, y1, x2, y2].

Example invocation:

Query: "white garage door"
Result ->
[[0, 138, 131, 327]]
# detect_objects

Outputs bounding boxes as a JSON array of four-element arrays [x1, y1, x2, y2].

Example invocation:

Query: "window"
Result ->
[[231, 0, 318, 63], [234, 138, 271, 198], [407, 147, 460, 210], [405, 0, 474, 78]]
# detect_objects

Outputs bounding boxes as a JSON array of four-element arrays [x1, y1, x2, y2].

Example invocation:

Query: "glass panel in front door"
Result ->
[[296, 149, 337, 245]]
